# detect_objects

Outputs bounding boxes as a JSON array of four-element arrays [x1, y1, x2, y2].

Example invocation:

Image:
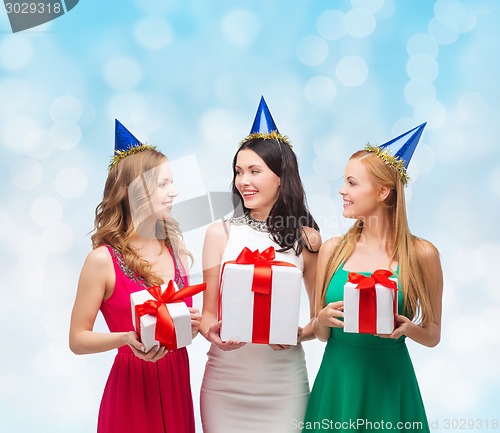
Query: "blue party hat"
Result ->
[[365, 122, 426, 185], [250, 96, 279, 135], [242, 96, 291, 147], [115, 119, 141, 152], [109, 119, 157, 170]]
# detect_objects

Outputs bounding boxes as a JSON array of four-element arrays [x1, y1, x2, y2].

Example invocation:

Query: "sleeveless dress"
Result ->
[[97, 245, 195, 433], [303, 265, 430, 432], [200, 217, 310, 433]]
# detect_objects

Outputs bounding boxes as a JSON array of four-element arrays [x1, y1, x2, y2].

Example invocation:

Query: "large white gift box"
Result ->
[[219, 254, 302, 345], [130, 282, 192, 352], [343, 271, 398, 334]]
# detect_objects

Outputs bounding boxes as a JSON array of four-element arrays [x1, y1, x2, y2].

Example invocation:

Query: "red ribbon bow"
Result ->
[[219, 246, 296, 344], [135, 280, 206, 350], [347, 269, 398, 334]]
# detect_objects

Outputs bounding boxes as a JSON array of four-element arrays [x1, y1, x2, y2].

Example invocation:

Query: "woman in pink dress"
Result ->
[[69, 120, 201, 433]]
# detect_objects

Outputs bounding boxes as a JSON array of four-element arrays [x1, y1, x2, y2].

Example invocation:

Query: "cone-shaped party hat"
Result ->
[[241, 96, 291, 147], [109, 119, 157, 170], [365, 122, 426, 185]]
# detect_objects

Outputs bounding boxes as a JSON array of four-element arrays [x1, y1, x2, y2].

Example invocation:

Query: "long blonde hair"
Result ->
[[91, 148, 192, 286], [318, 150, 435, 326]]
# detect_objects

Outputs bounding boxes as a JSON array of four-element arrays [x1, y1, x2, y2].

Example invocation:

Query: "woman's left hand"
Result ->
[[189, 307, 202, 338], [376, 315, 414, 339]]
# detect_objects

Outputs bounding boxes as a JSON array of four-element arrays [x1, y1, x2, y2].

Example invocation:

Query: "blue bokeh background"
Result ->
[[1, 1, 499, 431]]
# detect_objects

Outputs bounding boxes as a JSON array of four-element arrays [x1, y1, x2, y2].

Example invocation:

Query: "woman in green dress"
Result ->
[[304, 124, 443, 432]]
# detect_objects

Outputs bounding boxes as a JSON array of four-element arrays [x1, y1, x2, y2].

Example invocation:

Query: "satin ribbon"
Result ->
[[219, 246, 295, 344], [347, 270, 398, 334], [135, 280, 206, 350]]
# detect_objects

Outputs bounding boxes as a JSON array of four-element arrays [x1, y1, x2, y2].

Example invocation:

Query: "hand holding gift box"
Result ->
[[219, 246, 302, 345], [130, 280, 206, 352], [343, 269, 398, 334]]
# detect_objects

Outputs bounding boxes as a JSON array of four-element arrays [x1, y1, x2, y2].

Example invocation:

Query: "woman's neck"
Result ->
[[359, 211, 392, 249]]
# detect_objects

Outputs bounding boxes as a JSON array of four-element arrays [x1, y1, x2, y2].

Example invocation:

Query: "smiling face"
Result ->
[[234, 148, 281, 218], [153, 160, 177, 219], [339, 157, 384, 220]]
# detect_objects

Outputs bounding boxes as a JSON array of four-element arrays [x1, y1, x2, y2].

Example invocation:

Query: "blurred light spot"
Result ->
[[221, 9, 261, 46], [55, 167, 88, 199], [23, 128, 55, 159], [428, 16, 458, 45], [434, 0, 476, 33], [316, 10, 345, 40], [131, 103, 165, 133], [296, 35, 329, 66], [350, 0, 384, 14], [12, 158, 44, 191], [50, 96, 83, 123], [457, 92, 488, 124], [107, 93, 147, 125], [304, 76, 337, 107], [376, 0, 396, 20], [413, 99, 446, 128], [3, 116, 38, 152], [404, 81, 437, 107], [463, 0, 495, 15], [407, 33, 439, 58], [406, 54, 439, 82], [43, 223, 74, 254], [31, 196, 63, 228], [0, 35, 33, 70], [103, 56, 143, 90], [50, 121, 82, 150], [134, 15, 173, 50], [344, 8, 376, 38], [336, 55, 368, 87]]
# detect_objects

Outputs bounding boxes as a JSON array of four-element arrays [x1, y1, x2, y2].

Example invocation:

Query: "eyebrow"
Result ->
[[235, 164, 263, 170]]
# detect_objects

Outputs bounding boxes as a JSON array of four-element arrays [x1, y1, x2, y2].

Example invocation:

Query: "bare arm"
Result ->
[[69, 247, 166, 361], [312, 238, 345, 342], [385, 239, 443, 347], [297, 227, 322, 343]]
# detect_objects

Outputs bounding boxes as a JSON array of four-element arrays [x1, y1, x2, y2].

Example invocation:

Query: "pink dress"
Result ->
[[98, 245, 195, 433]]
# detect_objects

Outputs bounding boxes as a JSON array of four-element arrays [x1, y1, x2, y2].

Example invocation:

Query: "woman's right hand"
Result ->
[[317, 301, 345, 328], [206, 320, 246, 351], [125, 331, 168, 362]]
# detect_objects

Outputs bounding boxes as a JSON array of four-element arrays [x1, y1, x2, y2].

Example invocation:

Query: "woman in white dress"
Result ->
[[199, 97, 321, 433]]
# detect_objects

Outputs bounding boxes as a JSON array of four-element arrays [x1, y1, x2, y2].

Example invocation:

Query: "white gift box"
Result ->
[[219, 263, 302, 345], [343, 278, 398, 334], [130, 283, 192, 352]]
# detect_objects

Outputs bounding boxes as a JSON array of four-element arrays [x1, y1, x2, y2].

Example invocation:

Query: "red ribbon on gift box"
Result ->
[[135, 280, 206, 350], [347, 269, 398, 334], [219, 246, 296, 344]]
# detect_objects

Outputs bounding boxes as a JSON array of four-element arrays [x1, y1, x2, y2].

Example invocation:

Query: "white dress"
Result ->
[[200, 218, 309, 433]]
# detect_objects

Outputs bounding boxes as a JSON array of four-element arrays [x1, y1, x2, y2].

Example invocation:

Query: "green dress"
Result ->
[[303, 265, 429, 432]]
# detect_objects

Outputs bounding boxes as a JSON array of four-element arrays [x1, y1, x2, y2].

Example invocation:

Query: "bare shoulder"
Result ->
[[85, 245, 113, 269], [320, 237, 342, 256], [204, 220, 230, 242], [302, 226, 322, 253]]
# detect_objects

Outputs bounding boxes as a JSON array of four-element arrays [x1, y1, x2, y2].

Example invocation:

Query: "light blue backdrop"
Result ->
[[1, 1, 499, 432]]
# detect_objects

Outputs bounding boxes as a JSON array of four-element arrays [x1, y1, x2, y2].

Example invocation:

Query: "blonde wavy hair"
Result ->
[[91, 148, 192, 286], [318, 150, 435, 326]]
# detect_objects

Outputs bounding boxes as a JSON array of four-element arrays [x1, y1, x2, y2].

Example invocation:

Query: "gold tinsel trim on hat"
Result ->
[[240, 131, 292, 148], [108, 144, 158, 171], [364, 144, 410, 186]]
